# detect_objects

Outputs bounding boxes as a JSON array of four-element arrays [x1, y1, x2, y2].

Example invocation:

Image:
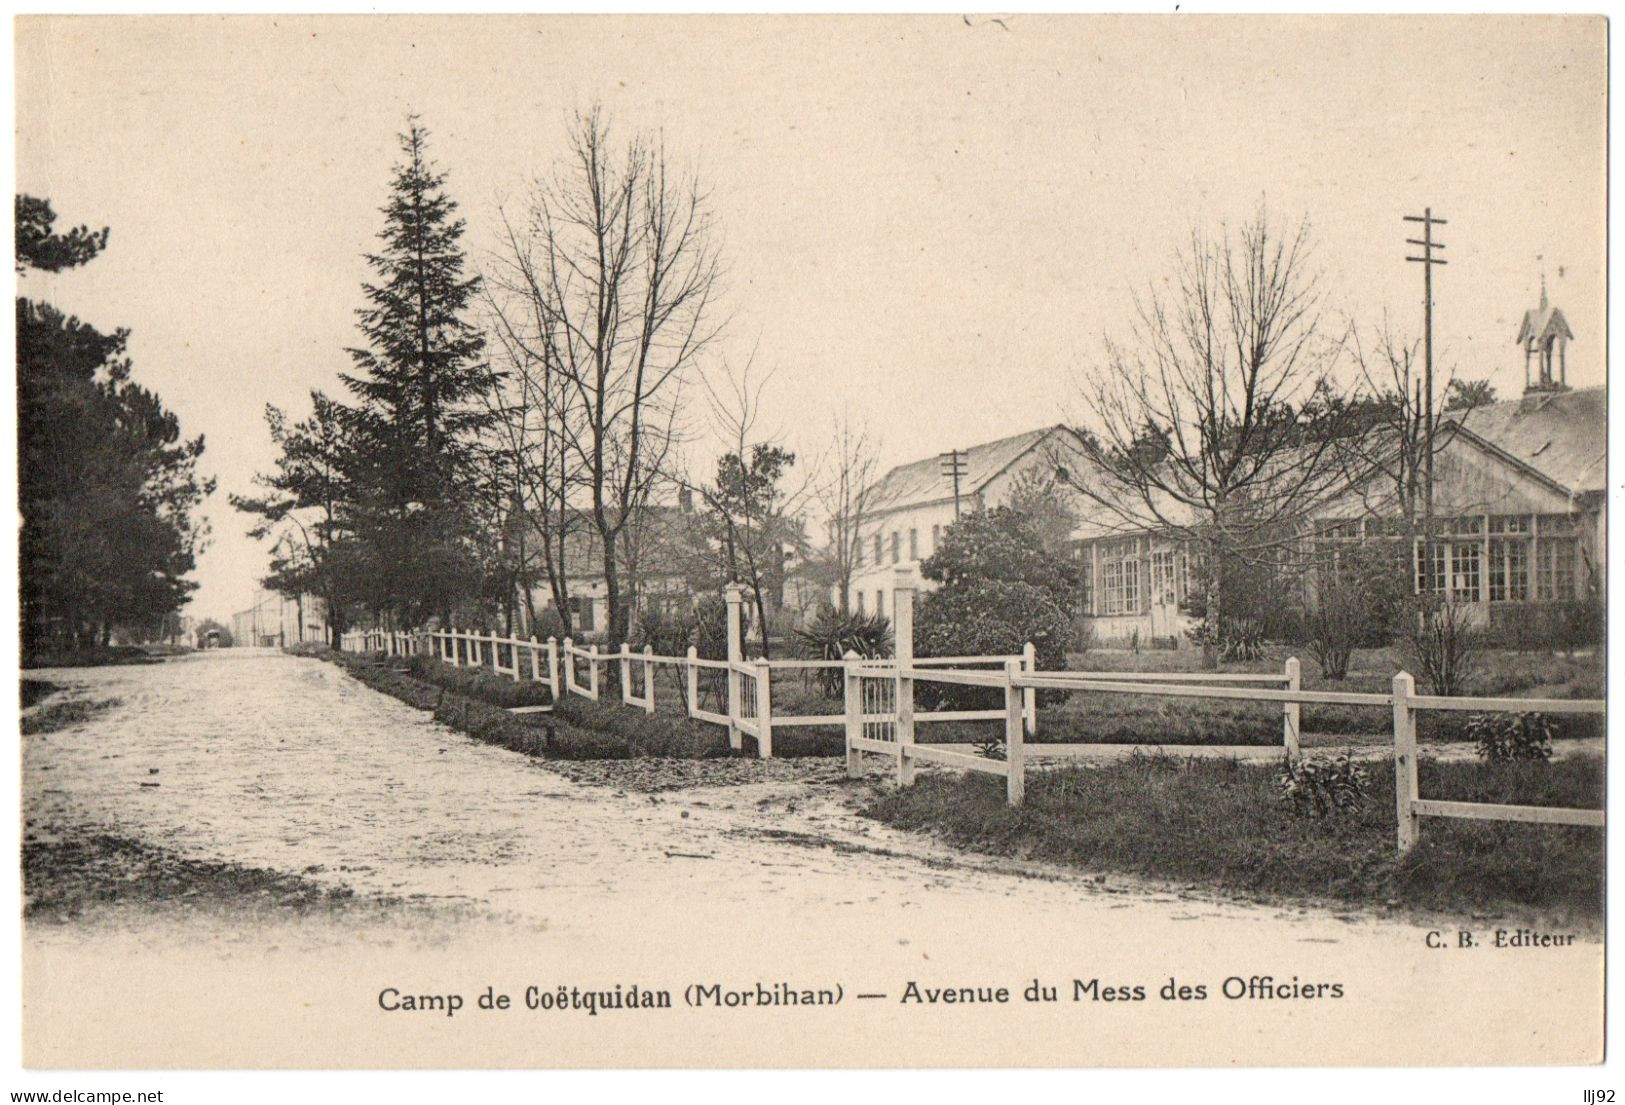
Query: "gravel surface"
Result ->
[[21, 648, 1603, 1068]]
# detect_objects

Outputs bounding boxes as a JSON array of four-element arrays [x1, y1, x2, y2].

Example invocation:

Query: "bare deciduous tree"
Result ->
[[814, 413, 883, 615], [682, 356, 813, 657], [1067, 209, 1352, 665], [491, 105, 722, 644]]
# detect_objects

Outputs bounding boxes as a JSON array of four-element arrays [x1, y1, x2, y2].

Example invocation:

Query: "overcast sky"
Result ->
[[14, 14, 1606, 622]]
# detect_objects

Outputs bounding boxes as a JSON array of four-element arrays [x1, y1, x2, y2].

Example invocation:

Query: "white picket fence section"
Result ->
[[335, 569, 1603, 850]]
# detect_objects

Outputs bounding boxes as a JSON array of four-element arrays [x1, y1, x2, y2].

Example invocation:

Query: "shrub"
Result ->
[[1274, 751, 1369, 818], [529, 607, 569, 642], [1219, 617, 1266, 662], [1471, 711, 1555, 763], [793, 605, 892, 697], [691, 593, 730, 660], [915, 579, 1071, 710], [914, 507, 1078, 710], [1404, 598, 1479, 696], [632, 604, 697, 657]]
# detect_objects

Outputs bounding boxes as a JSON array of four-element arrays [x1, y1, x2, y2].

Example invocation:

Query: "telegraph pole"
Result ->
[[938, 449, 967, 519], [1404, 208, 1447, 530]]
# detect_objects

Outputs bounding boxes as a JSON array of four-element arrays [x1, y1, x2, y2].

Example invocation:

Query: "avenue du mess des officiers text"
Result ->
[[376, 976, 1347, 1018]]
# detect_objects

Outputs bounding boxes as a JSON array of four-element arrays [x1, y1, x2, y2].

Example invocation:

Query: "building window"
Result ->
[[1488, 537, 1529, 602], [890, 531, 900, 564], [909, 528, 918, 560], [570, 596, 595, 633], [1450, 540, 1480, 602], [856, 591, 866, 616], [1536, 534, 1578, 600], [1099, 538, 1142, 616], [1417, 541, 1448, 595], [875, 590, 885, 619], [854, 538, 863, 569], [1150, 548, 1178, 606], [873, 534, 882, 566], [1487, 514, 1531, 602], [1077, 550, 1094, 615], [931, 524, 941, 552]]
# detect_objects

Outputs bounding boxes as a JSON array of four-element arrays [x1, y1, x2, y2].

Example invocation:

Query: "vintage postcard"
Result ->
[[11, 11, 1608, 1086]]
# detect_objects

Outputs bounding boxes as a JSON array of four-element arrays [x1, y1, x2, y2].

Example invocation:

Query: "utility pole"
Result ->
[[1404, 208, 1447, 534], [938, 449, 967, 519]]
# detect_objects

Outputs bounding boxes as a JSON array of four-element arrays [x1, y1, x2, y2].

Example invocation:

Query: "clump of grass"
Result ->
[[21, 679, 61, 708], [22, 697, 122, 735], [863, 754, 1603, 921]]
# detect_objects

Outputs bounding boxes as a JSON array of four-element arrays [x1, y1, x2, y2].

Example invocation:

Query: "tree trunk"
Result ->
[[1201, 534, 1223, 669]]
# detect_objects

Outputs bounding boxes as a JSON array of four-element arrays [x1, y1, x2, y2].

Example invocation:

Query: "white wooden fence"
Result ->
[[336, 571, 1604, 850], [334, 578, 1033, 761]]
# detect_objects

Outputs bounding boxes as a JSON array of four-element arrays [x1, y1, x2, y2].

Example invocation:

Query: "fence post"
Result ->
[[1283, 656, 1302, 759], [547, 637, 559, 699], [1005, 659, 1026, 806], [509, 634, 521, 682], [563, 637, 575, 695], [843, 650, 862, 779], [449, 627, 461, 667], [685, 646, 699, 717], [893, 568, 917, 786], [724, 583, 746, 751], [528, 635, 541, 682], [643, 646, 657, 715], [620, 642, 633, 706], [1021, 641, 1037, 736], [756, 658, 774, 759], [589, 644, 600, 700], [1392, 671, 1419, 852]]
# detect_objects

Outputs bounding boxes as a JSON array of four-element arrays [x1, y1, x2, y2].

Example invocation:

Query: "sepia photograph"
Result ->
[[8, 10, 1610, 1092]]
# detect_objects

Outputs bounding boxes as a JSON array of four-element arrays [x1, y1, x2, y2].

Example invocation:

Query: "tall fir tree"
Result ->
[[340, 118, 490, 626]]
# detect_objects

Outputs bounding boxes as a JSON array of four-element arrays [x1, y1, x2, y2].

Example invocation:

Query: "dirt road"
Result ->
[[21, 649, 1603, 1068]]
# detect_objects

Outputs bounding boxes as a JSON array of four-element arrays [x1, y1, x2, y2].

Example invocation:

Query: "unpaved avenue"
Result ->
[[21, 649, 1603, 1068]]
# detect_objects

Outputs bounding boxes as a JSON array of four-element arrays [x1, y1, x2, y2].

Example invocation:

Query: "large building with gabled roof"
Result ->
[[842, 424, 1095, 617]]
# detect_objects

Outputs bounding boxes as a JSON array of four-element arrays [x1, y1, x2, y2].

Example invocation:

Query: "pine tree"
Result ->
[[340, 118, 490, 626], [232, 391, 361, 645], [16, 195, 213, 655]]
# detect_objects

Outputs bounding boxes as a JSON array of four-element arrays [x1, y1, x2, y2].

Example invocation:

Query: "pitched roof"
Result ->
[[1444, 385, 1605, 496], [1514, 295, 1575, 347], [864, 425, 1083, 513]]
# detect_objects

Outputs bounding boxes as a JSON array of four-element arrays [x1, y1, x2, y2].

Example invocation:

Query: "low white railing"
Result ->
[[890, 660, 1603, 848]]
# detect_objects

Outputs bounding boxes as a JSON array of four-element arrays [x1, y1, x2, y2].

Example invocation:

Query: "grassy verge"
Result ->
[[22, 696, 122, 735], [862, 754, 1603, 922], [322, 648, 843, 760], [22, 645, 162, 669], [24, 828, 384, 923]]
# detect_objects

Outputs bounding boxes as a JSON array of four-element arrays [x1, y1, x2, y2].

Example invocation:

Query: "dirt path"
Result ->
[[21, 649, 1603, 1068]]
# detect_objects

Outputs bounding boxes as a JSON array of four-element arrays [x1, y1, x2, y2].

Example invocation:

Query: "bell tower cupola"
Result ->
[[1515, 277, 1574, 394]]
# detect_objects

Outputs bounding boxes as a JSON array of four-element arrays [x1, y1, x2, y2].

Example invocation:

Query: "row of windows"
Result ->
[[1317, 514, 1585, 604], [1076, 537, 1191, 617], [1070, 512, 1589, 617], [856, 524, 943, 569]]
